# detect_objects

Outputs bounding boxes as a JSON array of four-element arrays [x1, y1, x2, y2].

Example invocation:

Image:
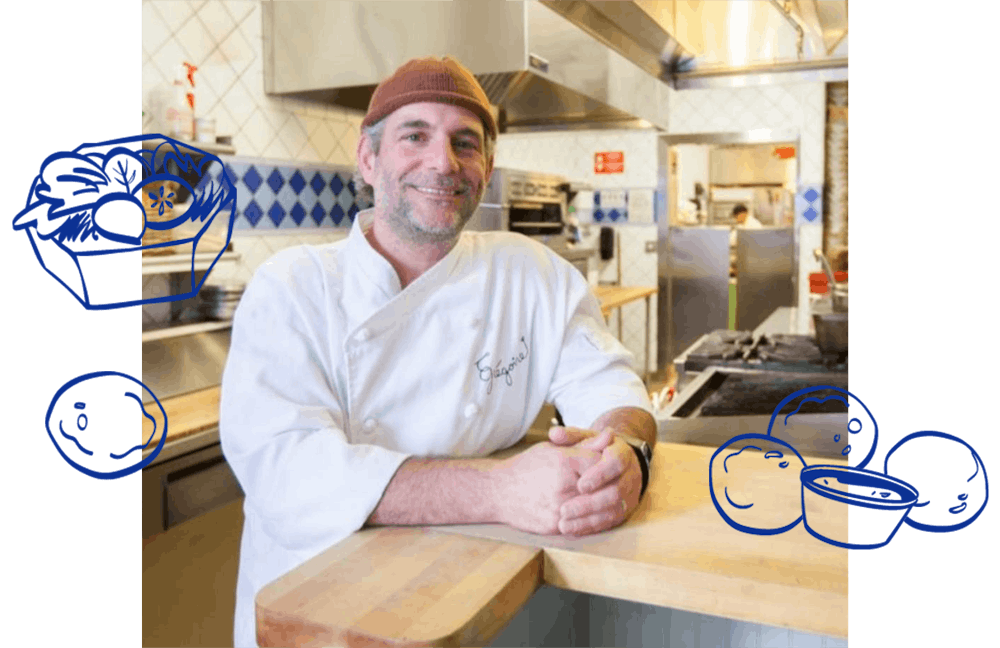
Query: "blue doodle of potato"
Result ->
[[710, 434, 807, 535], [768, 385, 878, 470], [45, 372, 167, 479], [884, 432, 988, 532]]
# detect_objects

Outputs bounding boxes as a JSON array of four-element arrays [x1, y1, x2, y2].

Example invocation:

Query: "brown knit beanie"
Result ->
[[362, 56, 497, 140]]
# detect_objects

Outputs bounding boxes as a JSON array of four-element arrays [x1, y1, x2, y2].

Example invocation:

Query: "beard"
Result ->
[[376, 171, 483, 245]]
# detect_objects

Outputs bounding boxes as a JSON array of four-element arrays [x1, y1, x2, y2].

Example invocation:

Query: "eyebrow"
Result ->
[[398, 120, 483, 145]]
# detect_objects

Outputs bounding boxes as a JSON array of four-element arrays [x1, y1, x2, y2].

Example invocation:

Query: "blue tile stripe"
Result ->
[[593, 190, 629, 224], [195, 156, 372, 230], [796, 184, 823, 224]]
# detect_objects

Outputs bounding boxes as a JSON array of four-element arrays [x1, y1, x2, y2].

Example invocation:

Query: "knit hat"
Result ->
[[362, 56, 497, 140]]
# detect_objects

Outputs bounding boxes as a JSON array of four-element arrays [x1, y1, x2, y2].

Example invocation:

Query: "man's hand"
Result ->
[[491, 436, 614, 536], [548, 426, 643, 536]]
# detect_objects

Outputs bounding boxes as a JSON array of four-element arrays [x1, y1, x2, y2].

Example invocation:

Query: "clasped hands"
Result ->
[[494, 425, 642, 537]]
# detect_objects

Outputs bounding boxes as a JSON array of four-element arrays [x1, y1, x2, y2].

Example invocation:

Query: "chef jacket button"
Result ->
[[356, 328, 370, 342], [363, 418, 377, 432], [464, 403, 479, 418]]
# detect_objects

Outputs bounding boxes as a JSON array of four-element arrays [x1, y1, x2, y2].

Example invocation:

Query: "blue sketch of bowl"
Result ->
[[801, 465, 918, 549], [12, 134, 237, 310]]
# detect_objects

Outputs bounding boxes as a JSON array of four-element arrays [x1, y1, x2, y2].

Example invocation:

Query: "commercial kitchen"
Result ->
[[140, 1, 850, 647]]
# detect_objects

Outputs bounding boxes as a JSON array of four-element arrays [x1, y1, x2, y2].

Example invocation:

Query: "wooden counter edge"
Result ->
[[256, 530, 545, 648]]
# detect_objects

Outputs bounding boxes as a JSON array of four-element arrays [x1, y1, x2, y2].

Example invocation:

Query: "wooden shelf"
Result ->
[[141, 137, 236, 157], [142, 251, 240, 276], [142, 320, 231, 344]]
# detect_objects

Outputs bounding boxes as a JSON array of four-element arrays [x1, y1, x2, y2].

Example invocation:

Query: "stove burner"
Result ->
[[681, 330, 847, 375]]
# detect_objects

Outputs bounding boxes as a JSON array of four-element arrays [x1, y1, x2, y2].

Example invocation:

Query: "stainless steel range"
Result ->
[[466, 167, 569, 239]]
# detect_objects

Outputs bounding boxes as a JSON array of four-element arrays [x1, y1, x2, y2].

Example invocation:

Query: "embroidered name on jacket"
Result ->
[[476, 336, 530, 395]]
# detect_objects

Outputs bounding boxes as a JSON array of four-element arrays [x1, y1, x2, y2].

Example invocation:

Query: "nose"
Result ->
[[425, 134, 461, 174]]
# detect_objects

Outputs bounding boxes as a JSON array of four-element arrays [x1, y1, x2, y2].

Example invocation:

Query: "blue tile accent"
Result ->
[[608, 209, 620, 222], [804, 207, 818, 221], [219, 156, 373, 230], [243, 166, 262, 193], [593, 192, 601, 207], [331, 204, 346, 226], [244, 199, 264, 226], [593, 209, 604, 222], [796, 183, 823, 225], [266, 168, 284, 194], [310, 203, 326, 226], [309, 171, 326, 196], [804, 187, 819, 203], [289, 170, 306, 195], [267, 202, 285, 227]]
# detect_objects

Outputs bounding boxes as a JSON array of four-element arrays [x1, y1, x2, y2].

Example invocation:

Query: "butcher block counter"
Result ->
[[255, 435, 847, 647]]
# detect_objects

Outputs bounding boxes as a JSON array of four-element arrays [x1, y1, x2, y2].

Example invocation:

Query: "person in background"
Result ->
[[733, 203, 763, 229], [219, 55, 656, 647]]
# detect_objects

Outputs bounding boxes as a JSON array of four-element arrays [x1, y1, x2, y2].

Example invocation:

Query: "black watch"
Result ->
[[615, 433, 652, 497]]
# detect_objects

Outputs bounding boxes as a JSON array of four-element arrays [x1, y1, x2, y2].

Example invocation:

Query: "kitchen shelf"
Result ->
[[142, 320, 231, 344], [141, 137, 236, 157], [142, 251, 240, 275]]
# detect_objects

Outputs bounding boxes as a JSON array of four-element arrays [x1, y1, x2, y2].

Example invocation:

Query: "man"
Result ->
[[733, 203, 763, 229], [220, 56, 656, 647]]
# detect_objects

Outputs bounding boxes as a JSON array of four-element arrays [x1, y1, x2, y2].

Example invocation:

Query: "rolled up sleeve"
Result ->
[[219, 257, 410, 553], [545, 277, 654, 430]]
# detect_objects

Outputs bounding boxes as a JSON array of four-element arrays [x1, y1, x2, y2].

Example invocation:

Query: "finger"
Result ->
[[576, 428, 614, 452], [577, 446, 629, 493], [559, 483, 622, 520], [559, 506, 625, 536], [547, 426, 592, 445]]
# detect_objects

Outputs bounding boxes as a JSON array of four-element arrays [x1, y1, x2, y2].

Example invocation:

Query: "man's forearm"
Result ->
[[365, 456, 503, 527], [590, 406, 657, 449]]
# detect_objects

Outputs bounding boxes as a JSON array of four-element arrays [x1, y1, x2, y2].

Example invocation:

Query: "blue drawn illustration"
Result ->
[[884, 432, 989, 532], [711, 385, 988, 549], [45, 371, 167, 479], [12, 134, 237, 309], [709, 434, 806, 535]]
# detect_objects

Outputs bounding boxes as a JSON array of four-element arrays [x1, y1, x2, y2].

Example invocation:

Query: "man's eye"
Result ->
[[404, 133, 425, 142], [455, 140, 478, 150]]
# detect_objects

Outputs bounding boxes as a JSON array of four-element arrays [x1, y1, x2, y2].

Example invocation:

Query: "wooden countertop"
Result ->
[[256, 439, 847, 647], [143, 385, 220, 447], [593, 285, 658, 318]]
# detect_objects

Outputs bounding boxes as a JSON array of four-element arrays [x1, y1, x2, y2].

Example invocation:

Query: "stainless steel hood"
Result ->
[[262, 0, 673, 132]]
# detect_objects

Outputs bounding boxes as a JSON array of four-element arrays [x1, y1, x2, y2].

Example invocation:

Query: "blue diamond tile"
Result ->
[[803, 207, 818, 222], [290, 203, 307, 225], [593, 209, 604, 222], [310, 203, 326, 226], [331, 203, 345, 226], [224, 163, 239, 186], [289, 170, 306, 195], [266, 168, 284, 194], [331, 174, 344, 195], [347, 204, 359, 223], [309, 171, 326, 196], [267, 202, 285, 227], [804, 188, 819, 203], [243, 166, 262, 193], [346, 178, 357, 196], [593, 192, 601, 207], [608, 209, 620, 222], [244, 199, 264, 226]]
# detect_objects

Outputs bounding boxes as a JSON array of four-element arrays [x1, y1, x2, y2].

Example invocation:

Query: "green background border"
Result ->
[[0, 0, 998, 648], [0, 0, 141, 648]]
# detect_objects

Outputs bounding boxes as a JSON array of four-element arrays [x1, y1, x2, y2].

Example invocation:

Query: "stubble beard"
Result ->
[[378, 172, 483, 246]]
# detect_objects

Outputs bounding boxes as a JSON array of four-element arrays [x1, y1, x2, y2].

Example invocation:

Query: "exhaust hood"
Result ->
[[262, 0, 673, 132]]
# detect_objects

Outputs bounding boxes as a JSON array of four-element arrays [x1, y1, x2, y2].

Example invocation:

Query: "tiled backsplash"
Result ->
[[216, 157, 369, 230]]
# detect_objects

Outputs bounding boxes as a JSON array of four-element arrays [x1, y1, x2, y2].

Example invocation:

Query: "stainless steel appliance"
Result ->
[[468, 167, 567, 237]]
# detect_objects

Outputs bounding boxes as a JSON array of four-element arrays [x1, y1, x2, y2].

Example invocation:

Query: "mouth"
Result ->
[[409, 185, 466, 199], [949, 502, 968, 514]]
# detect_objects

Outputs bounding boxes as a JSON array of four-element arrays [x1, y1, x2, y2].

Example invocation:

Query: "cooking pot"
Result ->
[[813, 311, 848, 355]]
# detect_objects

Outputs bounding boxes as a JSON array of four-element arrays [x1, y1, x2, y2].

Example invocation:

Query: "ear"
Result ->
[[484, 148, 495, 181], [357, 131, 377, 186]]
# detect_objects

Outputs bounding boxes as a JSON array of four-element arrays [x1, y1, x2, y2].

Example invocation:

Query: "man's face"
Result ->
[[360, 102, 493, 245], [735, 210, 748, 224]]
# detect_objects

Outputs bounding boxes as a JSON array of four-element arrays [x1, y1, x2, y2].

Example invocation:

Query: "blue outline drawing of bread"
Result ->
[[12, 134, 237, 309]]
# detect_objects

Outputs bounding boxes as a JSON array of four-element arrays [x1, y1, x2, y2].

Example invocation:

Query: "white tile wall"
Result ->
[[142, 0, 362, 165]]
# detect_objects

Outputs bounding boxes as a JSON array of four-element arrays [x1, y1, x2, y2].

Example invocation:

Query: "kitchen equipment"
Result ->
[[198, 282, 246, 321], [814, 248, 847, 312], [813, 312, 848, 355]]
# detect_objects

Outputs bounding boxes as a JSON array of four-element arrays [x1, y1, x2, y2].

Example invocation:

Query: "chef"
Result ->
[[220, 56, 656, 647]]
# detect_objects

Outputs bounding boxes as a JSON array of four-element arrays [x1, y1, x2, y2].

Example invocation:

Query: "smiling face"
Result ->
[[46, 372, 166, 477], [358, 101, 493, 245]]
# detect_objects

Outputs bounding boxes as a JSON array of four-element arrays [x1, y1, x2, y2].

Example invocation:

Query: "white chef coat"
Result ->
[[219, 209, 653, 647]]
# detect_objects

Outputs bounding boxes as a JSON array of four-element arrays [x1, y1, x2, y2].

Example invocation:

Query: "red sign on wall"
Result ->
[[595, 151, 624, 174]]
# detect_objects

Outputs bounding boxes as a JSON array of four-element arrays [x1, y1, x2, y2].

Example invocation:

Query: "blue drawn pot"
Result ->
[[801, 465, 918, 549]]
